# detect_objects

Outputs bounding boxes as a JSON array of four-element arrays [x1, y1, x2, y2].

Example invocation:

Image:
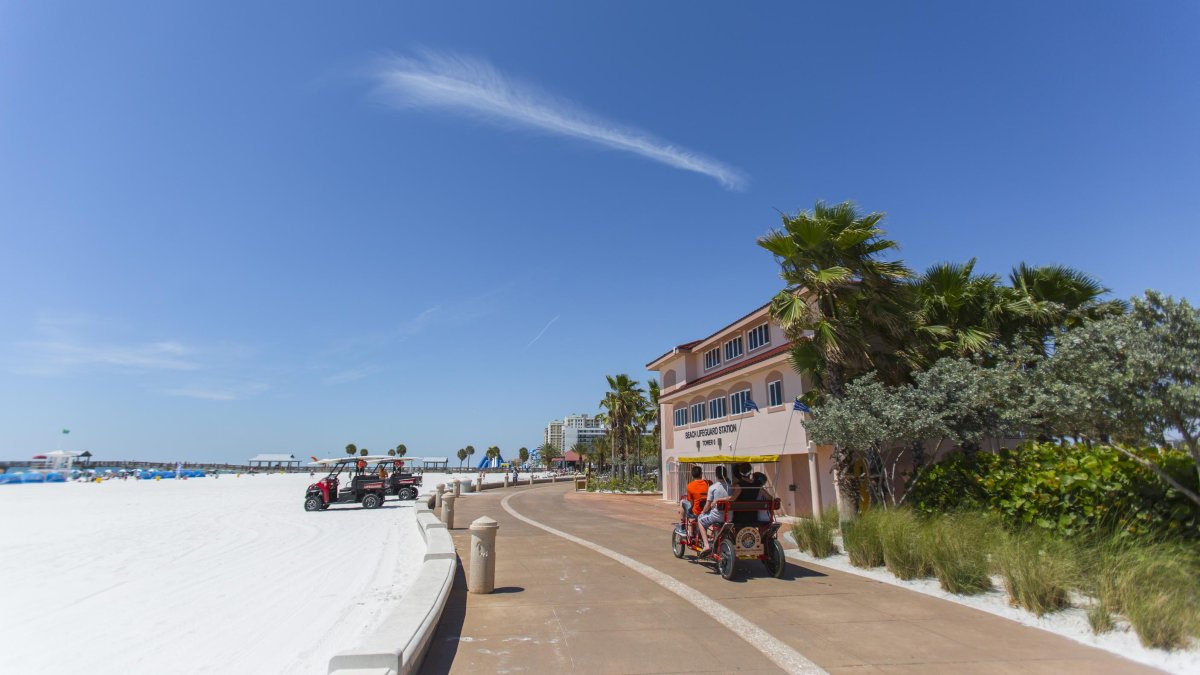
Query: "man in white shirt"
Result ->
[[697, 465, 730, 557]]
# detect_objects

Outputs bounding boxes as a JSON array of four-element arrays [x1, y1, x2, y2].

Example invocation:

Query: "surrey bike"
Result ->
[[670, 455, 787, 581]]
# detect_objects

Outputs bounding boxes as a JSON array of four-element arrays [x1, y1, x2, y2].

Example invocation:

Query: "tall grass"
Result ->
[[843, 508, 885, 568], [792, 505, 839, 558], [876, 508, 931, 580], [993, 529, 1077, 616], [1074, 538, 1200, 649], [921, 513, 995, 594]]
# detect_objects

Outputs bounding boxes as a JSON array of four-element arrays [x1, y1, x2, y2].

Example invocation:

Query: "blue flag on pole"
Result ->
[[793, 399, 811, 413], [743, 397, 759, 412]]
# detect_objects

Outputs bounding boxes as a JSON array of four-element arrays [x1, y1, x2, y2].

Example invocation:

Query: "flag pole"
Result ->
[[780, 405, 797, 454]]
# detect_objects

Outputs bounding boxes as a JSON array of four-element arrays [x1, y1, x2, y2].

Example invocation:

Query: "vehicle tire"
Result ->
[[361, 493, 382, 509], [718, 539, 738, 580], [398, 487, 417, 501], [304, 495, 323, 512], [671, 529, 686, 559], [763, 539, 786, 579]]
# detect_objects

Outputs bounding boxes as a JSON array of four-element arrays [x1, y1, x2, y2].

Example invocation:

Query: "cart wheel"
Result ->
[[398, 487, 417, 501], [718, 539, 738, 580], [671, 529, 686, 559], [304, 495, 323, 512], [763, 539, 786, 578], [362, 493, 382, 509]]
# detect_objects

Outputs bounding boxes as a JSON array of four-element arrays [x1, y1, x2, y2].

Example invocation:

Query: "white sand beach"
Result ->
[[0, 472, 433, 675]]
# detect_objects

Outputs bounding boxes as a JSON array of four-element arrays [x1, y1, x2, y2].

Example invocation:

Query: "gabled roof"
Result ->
[[659, 342, 794, 402], [645, 301, 772, 369]]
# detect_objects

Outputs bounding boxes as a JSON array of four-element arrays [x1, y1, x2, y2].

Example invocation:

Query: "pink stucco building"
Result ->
[[647, 301, 838, 518]]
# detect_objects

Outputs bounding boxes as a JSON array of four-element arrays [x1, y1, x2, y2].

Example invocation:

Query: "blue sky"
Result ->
[[2, 2, 1197, 463]]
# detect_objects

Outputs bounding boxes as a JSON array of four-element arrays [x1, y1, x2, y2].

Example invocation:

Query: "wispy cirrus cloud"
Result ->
[[371, 50, 747, 190], [162, 383, 268, 401], [13, 314, 201, 375], [526, 314, 560, 348], [322, 365, 381, 385]]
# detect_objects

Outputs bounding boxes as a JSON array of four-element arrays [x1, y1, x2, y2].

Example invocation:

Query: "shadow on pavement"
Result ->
[[420, 561, 468, 675]]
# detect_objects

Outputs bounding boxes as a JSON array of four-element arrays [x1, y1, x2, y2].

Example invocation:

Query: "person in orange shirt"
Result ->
[[679, 465, 711, 530]]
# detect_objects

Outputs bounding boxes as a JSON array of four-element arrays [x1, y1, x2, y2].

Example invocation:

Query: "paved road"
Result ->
[[423, 483, 1156, 674]]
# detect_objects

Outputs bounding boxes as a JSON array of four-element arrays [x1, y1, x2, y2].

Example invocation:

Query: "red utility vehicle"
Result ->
[[304, 458, 387, 511], [670, 456, 787, 580], [369, 459, 424, 501]]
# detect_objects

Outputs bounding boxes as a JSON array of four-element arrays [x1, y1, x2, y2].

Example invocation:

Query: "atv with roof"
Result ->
[[303, 458, 388, 511]]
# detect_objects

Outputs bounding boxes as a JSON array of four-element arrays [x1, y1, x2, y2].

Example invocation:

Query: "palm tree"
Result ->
[[600, 374, 644, 479], [465, 445, 476, 466], [758, 200, 913, 399], [568, 442, 588, 473], [910, 259, 1008, 361], [396, 444, 407, 458], [1003, 263, 1124, 355], [634, 379, 660, 477], [359, 448, 368, 456], [486, 445, 500, 468], [518, 447, 530, 466], [345, 443, 357, 458], [758, 200, 912, 517], [591, 436, 610, 473], [387, 448, 396, 457], [456, 447, 468, 469], [539, 443, 562, 470]]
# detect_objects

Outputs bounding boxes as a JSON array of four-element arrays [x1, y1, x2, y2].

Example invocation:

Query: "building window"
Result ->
[[708, 396, 727, 420], [673, 408, 688, 427], [724, 336, 744, 361], [730, 389, 753, 414], [768, 380, 783, 407], [748, 323, 771, 351], [704, 346, 721, 370], [690, 402, 706, 424]]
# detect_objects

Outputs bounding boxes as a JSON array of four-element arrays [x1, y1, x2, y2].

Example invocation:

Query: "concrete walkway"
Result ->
[[422, 483, 1157, 674]]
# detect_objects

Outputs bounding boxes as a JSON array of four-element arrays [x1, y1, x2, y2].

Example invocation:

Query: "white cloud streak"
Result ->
[[526, 314, 560, 348], [371, 50, 747, 190], [162, 383, 268, 401], [16, 337, 200, 375]]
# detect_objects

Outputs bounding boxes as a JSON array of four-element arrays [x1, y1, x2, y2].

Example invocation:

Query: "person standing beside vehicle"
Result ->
[[697, 465, 731, 557]]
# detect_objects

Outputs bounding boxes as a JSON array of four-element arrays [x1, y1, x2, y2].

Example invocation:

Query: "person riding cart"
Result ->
[[671, 455, 787, 581]]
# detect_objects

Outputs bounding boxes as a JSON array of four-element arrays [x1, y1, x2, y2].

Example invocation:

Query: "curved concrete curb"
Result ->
[[328, 502, 456, 675]]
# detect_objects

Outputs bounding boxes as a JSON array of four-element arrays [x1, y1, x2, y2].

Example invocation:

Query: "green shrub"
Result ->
[[909, 443, 1199, 541], [921, 513, 995, 594], [792, 506, 839, 558], [843, 509, 885, 568], [876, 508, 931, 580], [993, 529, 1076, 616]]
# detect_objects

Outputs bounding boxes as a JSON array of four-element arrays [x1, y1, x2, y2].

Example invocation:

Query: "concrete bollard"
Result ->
[[551, 474, 556, 483], [453, 480, 461, 498], [436, 483, 445, 509], [504, 474, 509, 488], [468, 516, 500, 594], [476, 477, 483, 492], [441, 494, 456, 529], [528, 474, 534, 486]]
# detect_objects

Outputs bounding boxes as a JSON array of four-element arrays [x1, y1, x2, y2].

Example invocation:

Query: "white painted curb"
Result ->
[[328, 502, 456, 675]]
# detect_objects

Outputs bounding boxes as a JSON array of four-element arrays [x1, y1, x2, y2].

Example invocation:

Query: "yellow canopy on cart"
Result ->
[[677, 454, 780, 464]]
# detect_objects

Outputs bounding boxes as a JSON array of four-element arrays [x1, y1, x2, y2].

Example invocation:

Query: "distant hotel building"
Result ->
[[544, 413, 606, 450], [646, 301, 836, 518], [544, 420, 564, 450]]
